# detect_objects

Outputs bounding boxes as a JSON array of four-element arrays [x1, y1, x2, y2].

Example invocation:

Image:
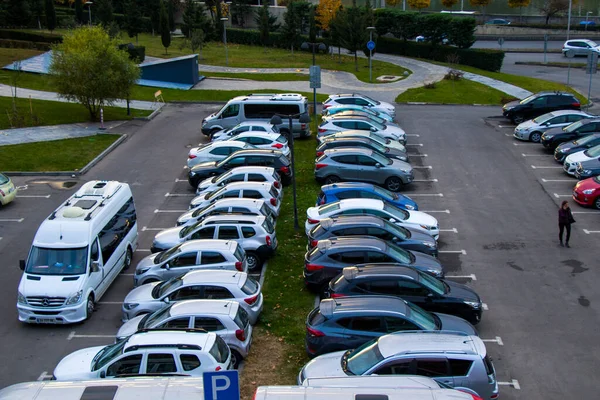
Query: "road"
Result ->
[[473, 40, 565, 51]]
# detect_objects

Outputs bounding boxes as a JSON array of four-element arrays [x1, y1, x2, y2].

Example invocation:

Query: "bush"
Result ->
[[58, 16, 77, 29], [0, 38, 52, 50], [0, 29, 63, 43], [225, 28, 329, 52], [448, 17, 476, 49], [419, 13, 453, 46], [118, 43, 146, 63]]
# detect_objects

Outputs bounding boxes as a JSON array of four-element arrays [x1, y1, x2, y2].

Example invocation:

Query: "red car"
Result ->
[[573, 176, 600, 209]]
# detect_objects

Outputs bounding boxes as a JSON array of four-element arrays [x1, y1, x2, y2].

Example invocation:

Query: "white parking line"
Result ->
[[136, 248, 151, 252], [513, 142, 536, 146], [439, 228, 458, 233], [68, 331, 114, 340], [406, 134, 420, 137], [412, 166, 432, 169], [521, 153, 550, 157], [572, 211, 600, 214], [37, 371, 53, 381], [482, 303, 489, 311], [498, 380, 521, 390], [412, 178, 438, 182], [541, 178, 574, 182], [438, 250, 467, 255], [482, 336, 504, 346], [259, 262, 268, 288], [16, 194, 51, 198], [553, 193, 571, 198], [0, 218, 24, 222], [445, 274, 476, 281], [408, 193, 443, 197], [174, 178, 188, 182], [0, 237, 2, 242], [141, 226, 168, 231], [421, 210, 450, 213], [408, 154, 428, 157], [405, 143, 423, 146], [97, 301, 122, 305], [498, 125, 514, 129], [165, 192, 195, 197], [531, 165, 562, 169], [154, 209, 187, 213], [583, 229, 600, 234], [121, 273, 134, 276]]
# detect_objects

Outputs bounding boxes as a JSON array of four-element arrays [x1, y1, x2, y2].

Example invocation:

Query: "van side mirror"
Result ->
[[90, 261, 100, 273], [99, 370, 106, 379], [19, 260, 25, 271]]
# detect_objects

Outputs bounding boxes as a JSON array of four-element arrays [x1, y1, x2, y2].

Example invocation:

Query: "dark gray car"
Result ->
[[316, 136, 408, 162], [315, 148, 413, 192], [305, 296, 477, 356]]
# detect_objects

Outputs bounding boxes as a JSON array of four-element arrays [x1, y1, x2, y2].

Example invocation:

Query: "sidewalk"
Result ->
[[0, 121, 127, 146]]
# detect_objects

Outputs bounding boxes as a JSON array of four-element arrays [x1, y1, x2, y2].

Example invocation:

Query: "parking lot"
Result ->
[[0, 103, 597, 399]]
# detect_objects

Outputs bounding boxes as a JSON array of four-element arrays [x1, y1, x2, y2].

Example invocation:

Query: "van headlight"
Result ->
[[17, 292, 27, 305], [124, 303, 139, 310], [66, 290, 83, 305]]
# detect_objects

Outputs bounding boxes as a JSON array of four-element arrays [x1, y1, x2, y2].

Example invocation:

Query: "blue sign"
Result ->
[[204, 370, 240, 400], [367, 40, 376, 51]]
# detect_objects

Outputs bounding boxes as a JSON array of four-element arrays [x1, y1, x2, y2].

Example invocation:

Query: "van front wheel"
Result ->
[[123, 247, 133, 270], [85, 295, 95, 320]]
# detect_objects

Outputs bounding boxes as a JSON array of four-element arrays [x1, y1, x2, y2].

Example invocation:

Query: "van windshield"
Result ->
[[25, 246, 89, 275]]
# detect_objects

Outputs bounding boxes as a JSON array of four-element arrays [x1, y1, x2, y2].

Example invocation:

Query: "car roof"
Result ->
[[182, 269, 246, 285], [320, 296, 409, 318], [567, 39, 597, 44], [317, 236, 387, 251], [323, 147, 374, 156], [319, 215, 387, 230], [327, 115, 373, 121], [301, 375, 441, 389], [232, 131, 280, 139], [169, 299, 238, 317], [339, 198, 385, 210], [234, 121, 277, 127], [124, 330, 215, 351], [342, 265, 420, 281], [178, 239, 238, 252], [322, 137, 372, 145], [544, 110, 591, 117], [202, 214, 265, 224], [330, 93, 365, 98], [227, 166, 276, 174], [322, 182, 377, 192], [377, 332, 485, 358], [210, 141, 247, 148], [220, 181, 274, 190], [228, 149, 283, 157], [535, 91, 576, 96], [210, 198, 265, 207]]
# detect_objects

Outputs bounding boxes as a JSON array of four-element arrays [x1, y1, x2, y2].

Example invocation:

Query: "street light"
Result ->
[[301, 41, 326, 117], [367, 26, 376, 83], [225, 1, 233, 28], [269, 113, 311, 231], [586, 11, 594, 31], [85, 1, 93, 25], [220, 17, 229, 67]]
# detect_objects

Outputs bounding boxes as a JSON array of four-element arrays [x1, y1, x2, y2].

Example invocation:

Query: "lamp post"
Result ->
[[301, 41, 326, 117], [270, 113, 311, 231], [225, 1, 233, 27], [85, 1, 93, 25], [586, 11, 593, 31], [367, 26, 376, 83], [220, 17, 229, 66]]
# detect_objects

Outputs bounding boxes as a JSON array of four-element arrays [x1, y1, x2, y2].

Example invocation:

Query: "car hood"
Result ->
[[19, 274, 82, 298], [177, 209, 196, 226], [116, 315, 146, 339], [153, 227, 185, 249], [385, 147, 408, 159], [406, 211, 438, 227], [555, 142, 578, 153], [565, 151, 592, 164], [579, 158, 600, 168], [53, 346, 104, 380], [386, 141, 406, 152], [543, 127, 567, 138], [379, 101, 395, 112], [123, 282, 160, 304], [515, 119, 537, 131], [190, 193, 212, 209], [135, 253, 160, 272], [445, 280, 481, 304], [391, 158, 412, 171], [503, 100, 520, 110], [190, 161, 219, 173], [406, 228, 436, 243], [575, 177, 600, 191], [301, 351, 347, 381], [435, 313, 478, 336], [197, 177, 218, 191], [384, 125, 406, 137], [411, 252, 442, 272]]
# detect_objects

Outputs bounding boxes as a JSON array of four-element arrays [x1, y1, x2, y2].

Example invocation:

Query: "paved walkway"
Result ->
[[0, 121, 127, 146]]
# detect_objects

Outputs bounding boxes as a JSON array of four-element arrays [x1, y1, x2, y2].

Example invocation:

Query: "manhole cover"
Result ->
[[376, 75, 403, 82]]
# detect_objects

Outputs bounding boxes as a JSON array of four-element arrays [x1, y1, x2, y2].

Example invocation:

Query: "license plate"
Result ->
[[36, 318, 56, 324], [8, 186, 14, 194], [573, 191, 578, 199]]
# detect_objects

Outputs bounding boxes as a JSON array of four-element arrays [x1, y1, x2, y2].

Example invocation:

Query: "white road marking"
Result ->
[[97, 301, 122, 305], [497, 380, 521, 390], [259, 262, 268, 288], [412, 166, 432, 169], [135, 249, 151, 252], [531, 165, 562, 169], [141, 226, 168, 231], [0, 237, 2, 242], [513, 142, 536, 146], [445, 274, 476, 281], [406, 134, 420, 137], [154, 209, 187, 213], [498, 125, 515, 128], [572, 211, 600, 214], [439, 228, 458, 233], [0, 218, 24, 222], [482, 303, 489, 311], [583, 229, 600, 234], [165, 192, 195, 197], [68, 331, 114, 340], [522, 153, 550, 157], [37, 371, 53, 381], [438, 250, 467, 255], [421, 210, 450, 213], [175, 178, 188, 182], [16, 185, 28, 190], [553, 193, 571, 198], [16, 194, 51, 198], [408, 193, 443, 197], [408, 154, 428, 157], [482, 336, 504, 346], [121, 273, 134, 276], [541, 178, 574, 182], [405, 143, 423, 146], [412, 178, 438, 182]]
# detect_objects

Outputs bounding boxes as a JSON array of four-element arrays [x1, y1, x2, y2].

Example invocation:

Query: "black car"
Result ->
[[327, 265, 483, 324], [188, 149, 291, 188], [307, 215, 438, 257], [575, 158, 600, 179], [502, 92, 581, 124], [316, 136, 408, 162], [554, 133, 600, 162], [304, 236, 443, 292], [541, 119, 600, 151]]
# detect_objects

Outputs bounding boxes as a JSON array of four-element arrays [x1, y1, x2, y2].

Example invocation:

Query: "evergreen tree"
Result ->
[[216, 1, 224, 41], [308, 7, 316, 42], [7, 0, 31, 27], [28, 0, 44, 29], [256, 1, 270, 49], [231, 0, 252, 27], [181, 0, 197, 37], [44, 0, 56, 32], [280, 1, 298, 53], [75, 0, 84, 24], [159, 0, 171, 54], [96, 0, 114, 26], [336, 7, 368, 71], [146, 0, 161, 35], [124, 0, 144, 43], [167, 0, 175, 32]]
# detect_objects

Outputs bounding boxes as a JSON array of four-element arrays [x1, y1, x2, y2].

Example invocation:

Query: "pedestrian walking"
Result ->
[[558, 200, 576, 247]]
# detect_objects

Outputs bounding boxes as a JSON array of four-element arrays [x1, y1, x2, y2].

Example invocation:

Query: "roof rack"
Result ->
[[124, 343, 203, 353], [135, 327, 208, 335]]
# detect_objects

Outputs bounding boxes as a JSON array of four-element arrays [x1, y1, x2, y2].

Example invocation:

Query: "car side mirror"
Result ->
[[90, 261, 100, 273], [426, 293, 434, 300], [370, 127, 377, 132], [163, 297, 170, 303], [163, 263, 170, 270], [375, 163, 382, 168], [99, 370, 106, 379], [389, 218, 396, 223], [19, 260, 25, 271]]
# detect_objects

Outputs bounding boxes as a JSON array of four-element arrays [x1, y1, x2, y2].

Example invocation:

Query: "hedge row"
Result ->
[[508, 23, 600, 32], [0, 38, 52, 50], [0, 29, 62, 43], [225, 28, 329, 53]]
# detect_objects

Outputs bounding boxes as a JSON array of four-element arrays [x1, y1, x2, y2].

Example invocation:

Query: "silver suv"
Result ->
[[134, 240, 247, 286], [177, 198, 276, 227], [195, 166, 281, 196], [152, 214, 277, 271]]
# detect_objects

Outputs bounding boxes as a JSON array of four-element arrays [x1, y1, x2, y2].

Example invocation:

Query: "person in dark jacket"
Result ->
[[558, 200, 575, 247]]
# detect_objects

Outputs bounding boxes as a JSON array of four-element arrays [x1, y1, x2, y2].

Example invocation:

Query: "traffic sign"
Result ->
[[497, 37, 504, 47], [586, 52, 598, 74], [204, 370, 240, 400], [367, 40, 376, 51], [309, 65, 321, 89]]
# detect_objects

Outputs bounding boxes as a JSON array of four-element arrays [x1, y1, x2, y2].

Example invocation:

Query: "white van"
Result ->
[[0, 377, 204, 400], [201, 93, 311, 138], [17, 181, 138, 324]]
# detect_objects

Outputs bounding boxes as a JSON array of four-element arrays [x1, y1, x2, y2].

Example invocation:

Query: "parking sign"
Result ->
[[204, 370, 240, 400]]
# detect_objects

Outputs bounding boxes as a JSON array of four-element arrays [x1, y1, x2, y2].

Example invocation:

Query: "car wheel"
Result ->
[[209, 128, 220, 139], [512, 115, 525, 124], [246, 252, 262, 272], [529, 131, 542, 143], [385, 176, 403, 192], [566, 50, 575, 58], [85, 295, 95, 320], [324, 175, 340, 184], [595, 196, 600, 210], [122, 247, 133, 270], [230, 350, 243, 369]]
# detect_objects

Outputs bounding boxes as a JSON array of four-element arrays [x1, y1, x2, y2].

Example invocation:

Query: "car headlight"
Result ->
[[428, 268, 443, 277], [404, 204, 415, 210], [420, 224, 430, 230], [401, 168, 411, 173], [424, 241, 436, 248], [560, 148, 570, 153], [136, 267, 151, 275], [17, 291, 27, 305], [65, 290, 83, 305], [464, 301, 482, 309], [124, 303, 139, 310], [584, 170, 592, 174], [583, 189, 595, 194], [399, 156, 408, 161]]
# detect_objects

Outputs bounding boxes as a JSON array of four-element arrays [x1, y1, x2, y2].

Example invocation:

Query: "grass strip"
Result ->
[[396, 78, 509, 105], [203, 72, 308, 81]]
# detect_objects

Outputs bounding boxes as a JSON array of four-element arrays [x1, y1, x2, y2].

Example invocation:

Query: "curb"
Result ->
[[399, 102, 499, 107], [5, 134, 128, 177], [169, 100, 228, 105], [515, 61, 585, 69], [134, 103, 165, 121]]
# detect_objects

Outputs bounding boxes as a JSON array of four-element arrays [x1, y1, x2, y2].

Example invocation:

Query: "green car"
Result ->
[[0, 173, 17, 207]]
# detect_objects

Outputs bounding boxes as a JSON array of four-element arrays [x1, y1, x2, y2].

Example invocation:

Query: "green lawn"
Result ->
[[0, 47, 43, 66], [203, 71, 308, 81], [396, 78, 509, 105], [0, 134, 120, 171]]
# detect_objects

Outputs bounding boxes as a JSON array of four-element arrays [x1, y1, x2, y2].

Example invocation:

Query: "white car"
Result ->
[[189, 181, 281, 215], [53, 330, 231, 380], [564, 144, 600, 175], [116, 299, 252, 368], [212, 121, 280, 141], [177, 198, 276, 227], [229, 131, 291, 157], [562, 39, 600, 57], [317, 116, 406, 144], [187, 141, 254, 168], [121, 270, 264, 324], [317, 130, 406, 153], [323, 94, 395, 118], [322, 105, 396, 123], [305, 198, 439, 239], [321, 111, 400, 128], [196, 166, 281, 196], [513, 110, 592, 143]]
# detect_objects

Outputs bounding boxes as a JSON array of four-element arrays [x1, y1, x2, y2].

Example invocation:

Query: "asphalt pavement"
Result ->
[[473, 40, 564, 51]]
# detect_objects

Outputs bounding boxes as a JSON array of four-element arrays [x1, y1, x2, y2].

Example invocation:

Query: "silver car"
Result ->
[[318, 116, 406, 144], [187, 141, 254, 168], [323, 94, 396, 118], [195, 166, 281, 196], [322, 111, 400, 128], [562, 39, 600, 57], [122, 269, 264, 324], [116, 299, 252, 368], [317, 130, 406, 153], [315, 147, 413, 191], [189, 181, 282, 216], [177, 198, 276, 227], [513, 110, 593, 143], [134, 240, 247, 286]]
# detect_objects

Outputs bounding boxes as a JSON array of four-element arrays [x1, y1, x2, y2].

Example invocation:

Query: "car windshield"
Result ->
[[532, 113, 555, 124], [371, 152, 393, 166], [234, 306, 250, 329], [387, 242, 413, 264], [362, 95, 380, 105], [383, 221, 410, 239], [367, 120, 385, 130], [155, 244, 182, 264], [418, 271, 447, 295], [209, 335, 230, 364], [564, 120, 584, 132], [406, 302, 438, 330], [574, 135, 597, 145], [25, 246, 88, 275], [153, 277, 184, 299], [373, 185, 398, 200], [368, 132, 390, 145], [318, 202, 341, 215], [180, 220, 204, 238], [382, 203, 409, 221], [0, 173, 9, 185], [241, 276, 258, 295], [207, 187, 226, 201], [143, 305, 173, 328], [594, 175, 600, 184], [345, 341, 384, 375], [584, 145, 600, 158], [519, 94, 538, 105], [92, 340, 127, 371]]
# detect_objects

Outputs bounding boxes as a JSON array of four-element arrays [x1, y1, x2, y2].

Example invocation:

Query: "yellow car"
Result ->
[[0, 173, 17, 207]]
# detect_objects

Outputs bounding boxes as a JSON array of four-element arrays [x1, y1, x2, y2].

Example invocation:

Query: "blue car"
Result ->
[[316, 182, 418, 210]]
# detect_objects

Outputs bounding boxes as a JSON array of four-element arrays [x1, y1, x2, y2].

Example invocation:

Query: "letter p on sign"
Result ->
[[204, 370, 240, 400]]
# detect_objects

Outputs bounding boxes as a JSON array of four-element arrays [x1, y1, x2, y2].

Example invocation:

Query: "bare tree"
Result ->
[[538, 0, 570, 25]]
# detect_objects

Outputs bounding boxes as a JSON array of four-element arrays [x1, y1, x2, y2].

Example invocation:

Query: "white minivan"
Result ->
[[17, 181, 138, 324]]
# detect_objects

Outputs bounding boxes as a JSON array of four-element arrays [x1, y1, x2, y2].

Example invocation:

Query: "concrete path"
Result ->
[[462, 72, 533, 99], [0, 121, 127, 146]]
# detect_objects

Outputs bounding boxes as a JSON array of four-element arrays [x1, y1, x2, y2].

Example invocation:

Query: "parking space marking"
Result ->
[[482, 336, 503, 346], [154, 209, 187, 213], [513, 142, 536, 146], [521, 153, 551, 157], [174, 178, 188, 182], [412, 166, 432, 169], [572, 211, 600, 214], [583, 229, 600, 234], [97, 301, 122, 305], [0, 237, 2, 242], [413, 178, 438, 182], [259, 262, 268, 287], [406, 134, 420, 137], [68, 331, 114, 340], [421, 210, 450, 213], [16, 194, 51, 198], [407, 193, 443, 197], [37, 371, 53, 381], [405, 143, 423, 146], [165, 192, 195, 197], [408, 154, 428, 157], [438, 250, 467, 255], [121, 273, 134, 276], [553, 193, 571, 198], [541, 178, 574, 182], [531, 165, 562, 169], [498, 380, 521, 390], [439, 228, 458, 233], [445, 274, 476, 281], [482, 303, 489, 311], [135, 248, 151, 252], [0, 218, 24, 222], [141, 226, 168, 231], [498, 125, 515, 129]]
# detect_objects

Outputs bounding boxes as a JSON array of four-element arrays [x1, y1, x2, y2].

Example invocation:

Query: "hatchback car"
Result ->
[[228, 131, 290, 157], [323, 105, 396, 123], [299, 331, 499, 400], [502, 91, 581, 124], [195, 166, 281, 196], [122, 269, 263, 324], [322, 110, 400, 128], [562, 39, 600, 57], [573, 175, 600, 208], [554, 133, 600, 163], [210, 121, 280, 140], [134, 240, 247, 286], [0, 173, 17, 207], [53, 330, 231, 380], [318, 116, 406, 143], [188, 149, 291, 188], [187, 141, 254, 168], [152, 214, 277, 270], [116, 300, 251, 368], [304, 237, 443, 290], [317, 130, 406, 153], [305, 198, 440, 239], [575, 158, 600, 179], [177, 198, 276, 227], [563, 144, 600, 175], [307, 215, 437, 256], [485, 18, 510, 25], [328, 265, 483, 324], [189, 181, 281, 216], [316, 182, 418, 210], [513, 110, 592, 143], [315, 148, 414, 192], [316, 136, 408, 162], [541, 118, 600, 150], [304, 296, 477, 357], [323, 94, 396, 118]]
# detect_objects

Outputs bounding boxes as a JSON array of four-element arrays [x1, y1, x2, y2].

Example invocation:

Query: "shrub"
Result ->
[[448, 17, 476, 49], [118, 43, 146, 63], [419, 13, 453, 46], [444, 69, 464, 80], [225, 28, 329, 52], [0, 38, 52, 50], [0, 29, 63, 43]]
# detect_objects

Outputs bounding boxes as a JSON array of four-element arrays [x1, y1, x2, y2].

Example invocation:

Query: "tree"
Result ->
[[216, 0, 224, 41], [75, 0, 84, 24], [407, 0, 430, 12], [180, 28, 205, 59], [256, 1, 271, 49], [231, 0, 252, 27], [336, 7, 369, 71], [447, 16, 476, 48], [508, 0, 531, 21], [124, 0, 144, 43], [146, 0, 161, 35], [95, 0, 114, 26], [308, 7, 317, 42], [315, 0, 341, 32], [6, 0, 31, 27], [182, 0, 197, 37], [44, 0, 56, 32], [385, 0, 401, 6], [390, 11, 419, 41], [538, 0, 571, 24], [469, 0, 492, 16], [167, 0, 175, 32], [281, 2, 299, 53], [441, 0, 458, 8], [28, 0, 44, 29], [159, 0, 171, 53], [49, 26, 140, 121]]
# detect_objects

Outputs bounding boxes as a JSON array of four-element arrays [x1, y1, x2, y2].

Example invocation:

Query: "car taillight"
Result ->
[[316, 151, 324, 157], [188, 154, 197, 159], [266, 235, 272, 246], [306, 325, 325, 337], [319, 197, 325, 205], [307, 218, 319, 224], [310, 240, 318, 247], [306, 263, 325, 272], [272, 143, 283, 149], [0, 189, 5, 196], [273, 181, 281, 189], [244, 294, 259, 305], [318, 128, 327, 133], [280, 166, 290, 174], [572, 102, 581, 107], [301, 123, 307, 129], [323, 104, 331, 109], [457, 391, 484, 400], [235, 261, 243, 271], [315, 163, 328, 170], [270, 198, 277, 206], [215, 366, 222, 371], [331, 293, 346, 298], [235, 329, 246, 341]]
